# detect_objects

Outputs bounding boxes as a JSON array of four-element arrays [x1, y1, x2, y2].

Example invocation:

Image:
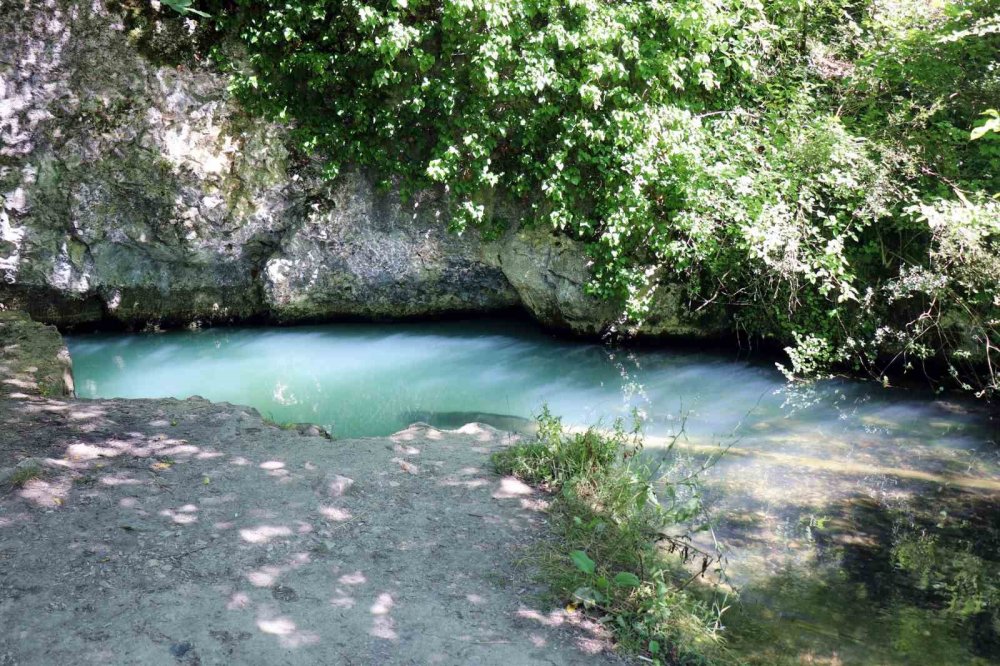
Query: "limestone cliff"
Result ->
[[0, 0, 726, 339]]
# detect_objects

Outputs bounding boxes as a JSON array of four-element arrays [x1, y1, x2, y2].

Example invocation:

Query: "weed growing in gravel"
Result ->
[[493, 407, 734, 665], [6, 465, 43, 487]]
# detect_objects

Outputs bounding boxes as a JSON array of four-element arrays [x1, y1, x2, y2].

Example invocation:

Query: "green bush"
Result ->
[[493, 408, 732, 664], [491, 405, 627, 487], [188, 0, 1000, 397]]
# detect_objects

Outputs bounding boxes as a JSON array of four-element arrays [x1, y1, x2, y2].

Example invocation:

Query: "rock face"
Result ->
[[263, 173, 519, 321], [0, 310, 74, 398], [496, 227, 728, 338], [0, 0, 727, 339], [1, 0, 283, 324]]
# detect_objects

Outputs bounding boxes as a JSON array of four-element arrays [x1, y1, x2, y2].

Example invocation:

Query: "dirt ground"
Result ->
[[0, 314, 622, 665]]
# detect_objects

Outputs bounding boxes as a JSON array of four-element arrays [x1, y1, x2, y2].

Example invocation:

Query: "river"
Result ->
[[68, 319, 1000, 664]]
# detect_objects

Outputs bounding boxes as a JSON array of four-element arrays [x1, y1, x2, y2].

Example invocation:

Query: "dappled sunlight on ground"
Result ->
[[318, 505, 352, 521], [369, 592, 398, 640], [227, 592, 252, 610], [159, 504, 199, 525], [330, 591, 357, 609], [1, 372, 614, 664], [17, 475, 71, 508], [492, 476, 534, 499], [515, 607, 613, 655], [245, 552, 311, 587], [256, 615, 320, 648], [240, 525, 293, 544], [338, 571, 367, 586]]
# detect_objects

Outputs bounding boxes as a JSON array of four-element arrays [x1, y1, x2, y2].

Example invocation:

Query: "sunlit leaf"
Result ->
[[570, 550, 595, 575], [572, 586, 604, 606], [613, 572, 641, 588]]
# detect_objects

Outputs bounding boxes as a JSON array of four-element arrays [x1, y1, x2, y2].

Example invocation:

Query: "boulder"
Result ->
[[495, 227, 729, 338]]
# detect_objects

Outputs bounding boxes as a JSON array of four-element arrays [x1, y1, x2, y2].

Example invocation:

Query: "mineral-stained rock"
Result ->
[[0, 310, 74, 398], [495, 227, 729, 338]]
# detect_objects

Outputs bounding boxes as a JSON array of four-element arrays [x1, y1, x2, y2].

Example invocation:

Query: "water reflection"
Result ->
[[714, 486, 1000, 665], [68, 319, 999, 664]]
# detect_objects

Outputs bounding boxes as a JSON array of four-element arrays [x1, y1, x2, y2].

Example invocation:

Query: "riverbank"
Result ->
[[0, 312, 622, 664]]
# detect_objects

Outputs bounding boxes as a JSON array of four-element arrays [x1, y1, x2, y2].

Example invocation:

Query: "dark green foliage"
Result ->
[[195, 0, 1000, 397]]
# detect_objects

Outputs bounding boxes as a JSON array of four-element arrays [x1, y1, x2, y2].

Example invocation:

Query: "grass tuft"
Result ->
[[493, 406, 735, 665], [6, 464, 43, 487]]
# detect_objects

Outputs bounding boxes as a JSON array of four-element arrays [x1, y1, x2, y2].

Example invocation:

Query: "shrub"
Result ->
[[186, 0, 1000, 397], [493, 408, 733, 664]]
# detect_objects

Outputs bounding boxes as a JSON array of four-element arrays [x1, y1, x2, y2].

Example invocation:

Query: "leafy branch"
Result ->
[[160, 0, 209, 18]]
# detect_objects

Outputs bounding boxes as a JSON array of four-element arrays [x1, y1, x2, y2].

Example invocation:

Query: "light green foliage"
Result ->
[[493, 408, 732, 664], [971, 110, 1000, 141], [201, 0, 1000, 396], [881, 197, 1000, 395], [6, 465, 43, 487], [491, 405, 628, 487], [161, 0, 209, 17], [893, 531, 1000, 621]]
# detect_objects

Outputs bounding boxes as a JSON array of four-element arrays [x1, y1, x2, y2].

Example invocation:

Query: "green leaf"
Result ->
[[161, 0, 210, 17], [971, 113, 1000, 140], [613, 572, 642, 588], [971, 125, 991, 140], [649, 640, 661, 654], [572, 586, 604, 606], [570, 550, 595, 575]]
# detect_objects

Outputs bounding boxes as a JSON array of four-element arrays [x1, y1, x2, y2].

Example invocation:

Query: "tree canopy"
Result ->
[[198, 0, 1000, 396]]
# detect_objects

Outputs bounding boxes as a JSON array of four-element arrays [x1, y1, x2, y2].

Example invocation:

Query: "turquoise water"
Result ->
[[68, 320, 1000, 664], [69, 319, 785, 440]]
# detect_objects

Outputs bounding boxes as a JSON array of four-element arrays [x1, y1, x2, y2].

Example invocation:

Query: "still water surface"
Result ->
[[68, 320, 1000, 664]]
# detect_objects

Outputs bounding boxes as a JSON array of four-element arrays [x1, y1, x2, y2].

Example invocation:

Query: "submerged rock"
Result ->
[[401, 410, 539, 435]]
